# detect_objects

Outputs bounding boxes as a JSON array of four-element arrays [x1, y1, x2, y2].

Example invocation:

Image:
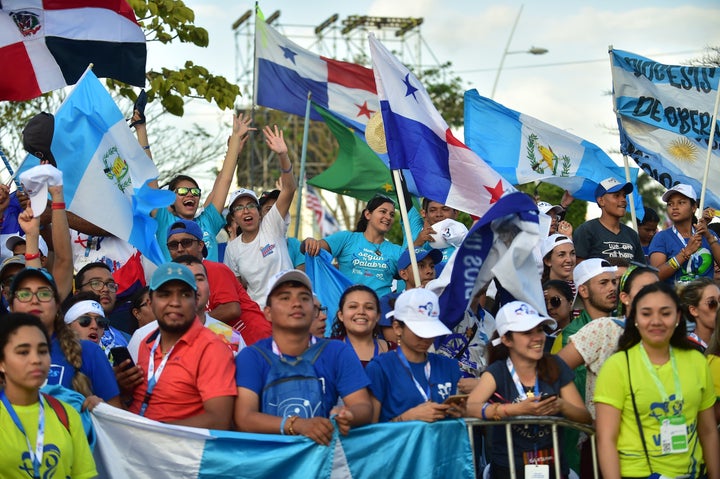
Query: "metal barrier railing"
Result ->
[[464, 416, 598, 479]]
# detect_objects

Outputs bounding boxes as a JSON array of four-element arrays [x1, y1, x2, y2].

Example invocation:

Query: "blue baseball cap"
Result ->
[[397, 248, 443, 273], [167, 220, 208, 258], [149, 263, 197, 291], [594, 177, 633, 200]]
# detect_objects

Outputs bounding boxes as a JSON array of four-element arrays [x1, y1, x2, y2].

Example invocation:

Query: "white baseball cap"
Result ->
[[573, 258, 617, 287], [19, 164, 63, 217], [228, 188, 259, 209], [540, 234, 573, 258], [386, 288, 451, 338], [661, 184, 697, 203], [428, 218, 468, 249], [537, 201, 564, 216], [492, 301, 557, 346], [266, 269, 313, 302]]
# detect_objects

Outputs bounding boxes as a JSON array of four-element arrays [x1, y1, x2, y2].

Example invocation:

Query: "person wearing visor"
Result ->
[[61, 293, 108, 346]]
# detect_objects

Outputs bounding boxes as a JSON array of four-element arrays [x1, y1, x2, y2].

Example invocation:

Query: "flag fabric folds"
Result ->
[[305, 185, 340, 237], [0, 0, 146, 101], [304, 249, 354, 337], [463, 89, 642, 204], [91, 403, 474, 479], [254, 9, 377, 130], [610, 49, 720, 208], [20, 70, 173, 265], [427, 192, 545, 330], [368, 35, 512, 218], [308, 105, 396, 201]]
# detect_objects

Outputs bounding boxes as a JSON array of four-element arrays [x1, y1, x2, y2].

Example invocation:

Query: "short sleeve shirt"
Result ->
[[156, 205, 225, 262], [48, 336, 120, 401], [573, 218, 645, 263]]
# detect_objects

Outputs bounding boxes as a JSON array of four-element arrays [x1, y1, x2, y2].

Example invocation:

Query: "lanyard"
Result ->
[[1, 391, 45, 479], [506, 358, 540, 400], [344, 336, 379, 357], [638, 344, 683, 404], [271, 336, 317, 359], [672, 225, 694, 252], [396, 349, 431, 402], [140, 334, 177, 416]]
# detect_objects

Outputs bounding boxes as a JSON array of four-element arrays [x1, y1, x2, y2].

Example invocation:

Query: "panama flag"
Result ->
[[91, 403, 474, 479], [19, 69, 174, 265], [255, 8, 377, 131], [0, 0, 146, 101], [610, 48, 720, 208], [368, 35, 512, 218]]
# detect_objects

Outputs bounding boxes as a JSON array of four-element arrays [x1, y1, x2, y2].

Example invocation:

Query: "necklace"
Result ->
[[366, 237, 383, 256]]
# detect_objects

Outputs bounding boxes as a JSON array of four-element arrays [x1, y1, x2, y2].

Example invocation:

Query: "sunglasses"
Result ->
[[546, 296, 562, 309], [175, 187, 201, 197], [706, 298, 719, 311], [75, 315, 110, 329], [167, 238, 201, 251], [14, 287, 54, 303]]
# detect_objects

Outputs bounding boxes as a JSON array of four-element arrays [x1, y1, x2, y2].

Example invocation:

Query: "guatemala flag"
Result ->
[[91, 403, 474, 479], [463, 89, 642, 205], [19, 70, 174, 265], [368, 35, 512, 218], [610, 48, 720, 208]]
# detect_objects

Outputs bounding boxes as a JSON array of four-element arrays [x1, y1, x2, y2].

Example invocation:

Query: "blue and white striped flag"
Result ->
[[610, 48, 720, 208]]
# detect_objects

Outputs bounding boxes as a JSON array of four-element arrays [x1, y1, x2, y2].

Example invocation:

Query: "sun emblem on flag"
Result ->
[[666, 137, 699, 163], [102, 146, 131, 193], [526, 134, 571, 176], [10, 10, 42, 37]]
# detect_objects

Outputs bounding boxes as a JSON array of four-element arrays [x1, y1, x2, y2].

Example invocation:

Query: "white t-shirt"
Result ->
[[223, 206, 293, 307]]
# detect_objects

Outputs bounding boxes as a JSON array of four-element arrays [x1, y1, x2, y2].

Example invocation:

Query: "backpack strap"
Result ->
[[251, 339, 330, 366], [41, 393, 70, 433]]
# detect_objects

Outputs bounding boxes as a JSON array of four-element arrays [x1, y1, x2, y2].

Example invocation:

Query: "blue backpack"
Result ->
[[252, 340, 330, 418]]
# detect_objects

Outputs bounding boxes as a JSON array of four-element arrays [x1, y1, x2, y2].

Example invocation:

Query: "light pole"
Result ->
[[490, 5, 548, 98]]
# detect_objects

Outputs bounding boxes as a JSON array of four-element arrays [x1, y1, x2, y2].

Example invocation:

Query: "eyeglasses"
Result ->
[[232, 203, 258, 213], [81, 279, 119, 293], [706, 298, 719, 311], [314, 305, 328, 314], [174, 187, 201, 197], [14, 288, 55, 303], [167, 238, 201, 251], [546, 296, 562, 309], [75, 315, 110, 329], [138, 300, 151, 309]]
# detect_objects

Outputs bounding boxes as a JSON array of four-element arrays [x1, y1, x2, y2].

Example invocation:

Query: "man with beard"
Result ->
[[117, 263, 236, 429]]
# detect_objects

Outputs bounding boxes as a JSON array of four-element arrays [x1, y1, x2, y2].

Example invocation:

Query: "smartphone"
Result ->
[[443, 394, 469, 406], [110, 346, 135, 370], [539, 393, 558, 401]]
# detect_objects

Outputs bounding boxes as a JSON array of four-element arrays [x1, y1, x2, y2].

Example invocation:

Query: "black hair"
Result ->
[[172, 254, 206, 271], [0, 313, 51, 371], [331, 284, 381, 338], [74, 262, 112, 291], [129, 286, 150, 310], [266, 280, 309, 307], [542, 280, 574, 302], [167, 175, 199, 191], [617, 266, 659, 315], [618, 282, 693, 351], [639, 207, 659, 225], [486, 331, 560, 384], [355, 195, 396, 232], [60, 290, 102, 318]]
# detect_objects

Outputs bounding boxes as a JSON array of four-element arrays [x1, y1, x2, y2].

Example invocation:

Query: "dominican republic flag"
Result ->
[[255, 7, 377, 131], [91, 403, 474, 479], [427, 191, 545, 330], [610, 49, 720, 208], [0, 0, 146, 101], [19, 70, 174, 265], [368, 35, 513, 218], [463, 89, 642, 209]]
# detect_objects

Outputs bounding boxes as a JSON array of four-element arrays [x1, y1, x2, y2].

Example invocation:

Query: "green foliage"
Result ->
[[515, 182, 587, 228], [419, 62, 465, 128], [622, 171, 666, 224]]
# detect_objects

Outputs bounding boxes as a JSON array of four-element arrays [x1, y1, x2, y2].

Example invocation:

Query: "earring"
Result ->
[[634, 323, 638, 327]]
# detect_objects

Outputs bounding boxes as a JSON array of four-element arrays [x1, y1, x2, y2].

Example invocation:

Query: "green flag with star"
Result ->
[[308, 104, 395, 202]]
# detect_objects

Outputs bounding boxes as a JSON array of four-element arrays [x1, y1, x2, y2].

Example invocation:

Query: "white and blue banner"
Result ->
[[463, 89, 641, 206], [610, 48, 720, 208], [91, 404, 474, 479], [369, 35, 513, 218], [19, 70, 174, 264]]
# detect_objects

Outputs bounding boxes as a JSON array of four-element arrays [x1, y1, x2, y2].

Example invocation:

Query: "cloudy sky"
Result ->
[[147, 0, 720, 190]]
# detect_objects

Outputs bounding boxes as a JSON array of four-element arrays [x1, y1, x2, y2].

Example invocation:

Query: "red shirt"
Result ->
[[130, 318, 236, 423]]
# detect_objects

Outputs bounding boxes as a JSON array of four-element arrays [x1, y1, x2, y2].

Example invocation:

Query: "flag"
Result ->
[[305, 185, 340, 237], [308, 105, 396, 201], [610, 49, 720, 208], [463, 89, 643, 205], [19, 70, 174, 265], [91, 403, 474, 479], [255, 8, 377, 130], [426, 192, 545, 330], [0, 0, 146, 101], [304, 249, 354, 337], [368, 35, 512, 218]]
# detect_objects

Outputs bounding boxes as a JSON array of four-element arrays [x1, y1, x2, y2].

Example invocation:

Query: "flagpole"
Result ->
[[0, 147, 22, 188], [393, 170, 421, 287], [698, 82, 720, 213], [623, 154, 638, 231], [293, 92, 312, 238]]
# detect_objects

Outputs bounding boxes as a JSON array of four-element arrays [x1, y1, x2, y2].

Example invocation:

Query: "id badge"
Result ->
[[525, 464, 550, 479], [660, 415, 688, 454]]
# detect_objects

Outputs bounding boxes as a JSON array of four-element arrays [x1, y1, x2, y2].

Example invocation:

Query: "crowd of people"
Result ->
[[0, 110, 719, 479]]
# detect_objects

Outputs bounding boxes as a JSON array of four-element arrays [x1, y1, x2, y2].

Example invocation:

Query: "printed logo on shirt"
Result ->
[[20, 444, 61, 477], [260, 243, 276, 258], [437, 382, 452, 400], [47, 365, 65, 385]]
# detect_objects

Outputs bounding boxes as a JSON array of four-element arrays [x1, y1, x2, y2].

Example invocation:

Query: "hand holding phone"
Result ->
[[443, 394, 469, 406], [110, 347, 135, 371]]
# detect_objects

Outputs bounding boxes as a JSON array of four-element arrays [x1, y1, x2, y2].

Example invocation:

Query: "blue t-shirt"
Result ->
[[649, 227, 718, 284], [235, 338, 370, 416], [323, 231, 401, 298], [156, 205, 225, 262], [48, 336, 120, 401], [287, 237, 305, 268], [484, 356, 574, 470], [366, 351, 461, 422], [408, 208, 456, 275]]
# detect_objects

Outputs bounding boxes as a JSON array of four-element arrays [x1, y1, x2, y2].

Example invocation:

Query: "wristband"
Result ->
[[481, 403, 489, 420], [280, 164, 293, 174], [287, 415, 299, 435], [667, 257, 679, 270], [280, 415, 289, 435], [51, 202, 66, 210], [142, 145, 150, 150], [24, 252, 40, 261]]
